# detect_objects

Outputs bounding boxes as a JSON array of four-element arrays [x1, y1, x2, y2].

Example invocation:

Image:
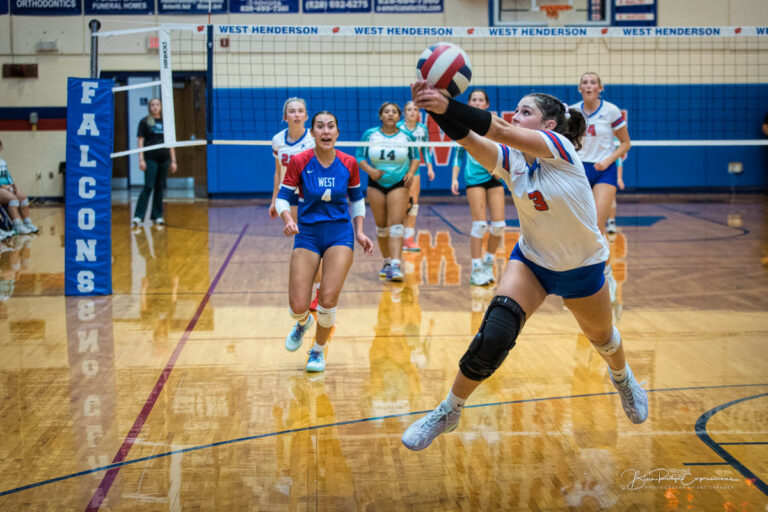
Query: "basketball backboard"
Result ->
[[494, 0, 611, 26]]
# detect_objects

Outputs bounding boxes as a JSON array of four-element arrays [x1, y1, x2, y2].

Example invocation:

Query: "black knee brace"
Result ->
[[459, 295, 526, 381]]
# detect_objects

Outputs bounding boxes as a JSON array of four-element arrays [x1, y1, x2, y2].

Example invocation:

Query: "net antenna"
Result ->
[[540, 3, 573, 19]]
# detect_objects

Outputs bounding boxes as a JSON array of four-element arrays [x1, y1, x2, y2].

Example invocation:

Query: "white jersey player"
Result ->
[[401, 85, 648, 452], [269, 98, 315, 219], [570, 72, 631, 237]]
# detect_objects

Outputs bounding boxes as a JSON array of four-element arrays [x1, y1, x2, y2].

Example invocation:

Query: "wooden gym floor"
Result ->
[[0, 194, 766, 511]]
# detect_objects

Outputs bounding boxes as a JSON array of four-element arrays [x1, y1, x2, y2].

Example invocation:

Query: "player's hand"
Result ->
[[403, 171, 415, 189], [371, 169, 384, 181], [357, 233, 374, 255], [594, 160, 608, 171], [411, 80, 449, 114], [169, 162, 178, 174], [139, 160, 147, 171], [268, 203, 278, 219], [617, 177, 625, 190], [451, 180, 460, 196], [283, 221, 299, 236], [427, 165, 435, 181]]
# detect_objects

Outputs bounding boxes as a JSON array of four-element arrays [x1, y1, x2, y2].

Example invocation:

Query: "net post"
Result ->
[[158, 27, 177, 146], [88, 19, 101, 79], [206, 24, 213, 145]]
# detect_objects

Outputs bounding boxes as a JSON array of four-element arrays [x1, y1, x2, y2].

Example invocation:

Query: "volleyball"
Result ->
[[416, 42, 472, 98]]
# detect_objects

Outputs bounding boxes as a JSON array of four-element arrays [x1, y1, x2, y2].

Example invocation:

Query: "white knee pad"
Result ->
[[289, 307, 309, 322], [389, 224, 404, 237], [376, 226, 389, 238], [489, 220, 506, 237], [593, 326, 621, 356], [8, 199, 19, 208], [20, 198, 29, 207], [470, 221, 488, 239], [408, 204, 419, 217], [316, 305, 336, 328]]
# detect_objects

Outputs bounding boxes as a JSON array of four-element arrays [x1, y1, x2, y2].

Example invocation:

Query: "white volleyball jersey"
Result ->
[[570, 100, 626, 163], [492, 130, 609, 271], [272, 128, 315, 180]]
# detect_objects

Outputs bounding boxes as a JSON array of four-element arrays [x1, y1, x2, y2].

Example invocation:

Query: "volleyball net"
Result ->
[[92, 23, 768, 187]]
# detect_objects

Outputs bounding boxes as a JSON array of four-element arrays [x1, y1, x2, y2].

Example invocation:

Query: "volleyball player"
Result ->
[[450, 89, 506, 286], [397, 101, 436, 252], [269, 98, 321, 309], [401, 82, 648, 451], [131, 98, 177, 228], [571, 73, 631, 300], [277, 111, 374, 372], [357, 102, 420, 282]]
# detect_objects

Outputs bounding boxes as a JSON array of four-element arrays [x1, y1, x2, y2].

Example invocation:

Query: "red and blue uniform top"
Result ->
[[278, 149, 364, 224]]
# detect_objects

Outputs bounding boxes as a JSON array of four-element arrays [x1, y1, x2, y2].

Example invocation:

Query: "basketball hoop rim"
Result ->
[[539, 4, 573, 19]]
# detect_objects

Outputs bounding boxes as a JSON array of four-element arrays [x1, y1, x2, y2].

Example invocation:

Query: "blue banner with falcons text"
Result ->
[[65, 78, 113, 296]]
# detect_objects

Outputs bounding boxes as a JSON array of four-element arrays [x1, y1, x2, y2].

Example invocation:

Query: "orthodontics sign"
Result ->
[[65, 78, 113, 296]]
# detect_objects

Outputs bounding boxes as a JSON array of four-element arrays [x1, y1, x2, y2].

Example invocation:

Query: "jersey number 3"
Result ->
[[281, 154, 291, 166], [528, 190, 549, 211]]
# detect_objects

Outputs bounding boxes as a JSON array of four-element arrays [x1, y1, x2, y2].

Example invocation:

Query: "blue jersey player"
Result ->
[[276, 111, 374, 373]]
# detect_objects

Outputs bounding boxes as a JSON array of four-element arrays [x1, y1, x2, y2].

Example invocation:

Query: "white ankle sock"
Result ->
[[483, 253, 494, 264], [446, 390, 465, 412], [312, 341, 325, 352], [471, 258, 482, 269], [611, 363, 628, 383], [405, 227, 415, 238]]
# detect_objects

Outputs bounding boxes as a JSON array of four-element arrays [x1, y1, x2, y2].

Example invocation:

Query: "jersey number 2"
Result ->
[[321, 189, 332, 202], [528, 190, 549, 211]]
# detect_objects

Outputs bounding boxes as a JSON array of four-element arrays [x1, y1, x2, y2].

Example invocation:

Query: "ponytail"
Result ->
[[527, 93, 586, 151]]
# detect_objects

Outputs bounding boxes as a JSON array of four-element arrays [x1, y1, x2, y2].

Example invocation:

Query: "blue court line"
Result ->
[[695, 392, 768, 497], [1, 381, 766, 498], [426, 205, 464, 235], [683, 462, 730, 466]]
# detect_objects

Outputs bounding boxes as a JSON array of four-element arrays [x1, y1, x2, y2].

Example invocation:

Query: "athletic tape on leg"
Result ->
[[593, 326, 621, 356], [20, 199, 29, 207], [408, 204, 419, 217], [316, 305, 336, 328], [389, 224, 404, 237], [470, 221, 488, 239], [8, 199, 19, 208], [289, 307, 309, 322], [489, 220, 506, 237], [376, 226, 389, 237]]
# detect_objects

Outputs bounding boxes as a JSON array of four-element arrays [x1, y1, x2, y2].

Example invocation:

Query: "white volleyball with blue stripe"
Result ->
[[416, 42, 472, 98]]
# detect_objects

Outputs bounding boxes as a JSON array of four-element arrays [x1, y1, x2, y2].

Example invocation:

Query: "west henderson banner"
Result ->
[[65, 78, 113, 296]]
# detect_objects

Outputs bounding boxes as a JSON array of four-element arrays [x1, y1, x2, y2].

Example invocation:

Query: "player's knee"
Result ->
[[288, 306, 309, 322], [592, 326, 621, 356], [316, 305, 336, 328], [470, 220, 488, 239], [389, 224, 404, 237], [376, 226, 389, 238], [489, 220, 505, 237], [408, 204, 419, 217], [8, 199, 20, 208], [459, 296, 526, 381], [19, 197, 28, 206]]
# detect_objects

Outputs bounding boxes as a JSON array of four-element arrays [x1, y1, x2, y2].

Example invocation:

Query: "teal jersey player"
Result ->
[[357, 127, 418, 188], [452, 147, 498, 187], [397, 120, 434, 175]]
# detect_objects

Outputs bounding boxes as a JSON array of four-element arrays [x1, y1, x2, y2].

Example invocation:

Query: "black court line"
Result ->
[[694, 392, 768, 497], [1, 382, 767, 499]]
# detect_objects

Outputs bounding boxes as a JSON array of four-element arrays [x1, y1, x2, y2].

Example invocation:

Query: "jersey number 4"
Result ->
[[321, 189, 332, 202], [586, 125, 596, 136], [528, 190, 549, 211]]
